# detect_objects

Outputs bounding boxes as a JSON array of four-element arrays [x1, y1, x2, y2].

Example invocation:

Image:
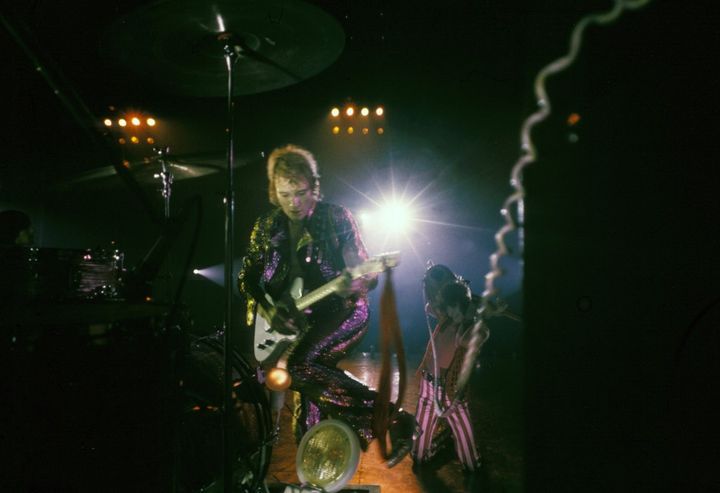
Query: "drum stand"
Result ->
[[153, 145, 175, 302]]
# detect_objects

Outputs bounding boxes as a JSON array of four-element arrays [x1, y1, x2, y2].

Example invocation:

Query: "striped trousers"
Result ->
[[411, 373, 481, 471]]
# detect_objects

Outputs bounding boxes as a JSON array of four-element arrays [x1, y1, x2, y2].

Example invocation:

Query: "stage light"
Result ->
[[130, 136, 139, 144], [131, 117, 141, 126], [103, 118, 112, 127], [295, 420, 360, 493], [360, 107, 369, 116], [332, 126, 340, 135], [345, 107, 354, 117], [375, 106, 384, 116], [266, 367, 291, 391], [362, 127, 369, 135], [330, 107, 340, 117], [190, 264, 227, 286], [377, 127, 384, 135], [347, 126, 354, 134], [146, 137, 155, 144], [118, 118, 127, 127], [567, 113, 581, 126], [378, 201, 413, 234], [118, 137, 126, 144], [146, 117, 156, 126]]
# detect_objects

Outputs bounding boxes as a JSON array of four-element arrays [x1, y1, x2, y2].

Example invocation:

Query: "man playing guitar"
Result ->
[[237, 144, 415, 467]]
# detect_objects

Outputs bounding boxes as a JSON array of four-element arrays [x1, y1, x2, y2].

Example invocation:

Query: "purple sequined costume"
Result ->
[[238, 202, 377, 447]]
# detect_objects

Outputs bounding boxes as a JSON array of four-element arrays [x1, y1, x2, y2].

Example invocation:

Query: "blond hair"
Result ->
[[266, 144, 321, 206]]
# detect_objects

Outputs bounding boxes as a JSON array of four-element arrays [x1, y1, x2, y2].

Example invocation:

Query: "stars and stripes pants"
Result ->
[[411, 372, 481, 471]]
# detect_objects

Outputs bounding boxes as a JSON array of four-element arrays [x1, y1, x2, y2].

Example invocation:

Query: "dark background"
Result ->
[[2, 0, 719, 491]]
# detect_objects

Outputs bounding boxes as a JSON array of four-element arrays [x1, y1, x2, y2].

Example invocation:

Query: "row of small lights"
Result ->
[[330, 106, 384, 118], [103, 116, 157, 128], [116, 136, 156, 145], [330, 105, 385, 135], [102, 115, 158, 145], [331, 126, 384, 135]]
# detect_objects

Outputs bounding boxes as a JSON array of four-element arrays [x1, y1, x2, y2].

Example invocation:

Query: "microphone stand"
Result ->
[[216, 30, 300, 493], [219, 32, 237, 493]]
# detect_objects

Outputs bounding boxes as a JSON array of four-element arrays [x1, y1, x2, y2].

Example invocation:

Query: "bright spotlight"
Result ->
[[345, 107, 355, 117], [332, 126, 340, 135], [146, 117, 156, 126], [103, 118, 112, 127], [131, 117, 141, 126], [375, 106, 384, 116], [193, 269, 200, 275], [118, 118, 127, 127], [378, 201, 414, 234], [360, 107, 369, 116], [347, 126, 354, 134], [330, 107, 340, 117], [130, 136, 139, 144]]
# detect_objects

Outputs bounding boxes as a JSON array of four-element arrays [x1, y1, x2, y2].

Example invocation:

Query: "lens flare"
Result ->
[[266, 367, 291, 391]]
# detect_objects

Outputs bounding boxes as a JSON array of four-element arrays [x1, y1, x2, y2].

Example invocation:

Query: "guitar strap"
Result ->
[[372, 268, 407, 459]]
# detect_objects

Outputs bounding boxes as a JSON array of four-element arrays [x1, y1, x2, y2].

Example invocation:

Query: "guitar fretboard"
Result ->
[[292, 254, 398, 312], [296, 276, 345, 311]]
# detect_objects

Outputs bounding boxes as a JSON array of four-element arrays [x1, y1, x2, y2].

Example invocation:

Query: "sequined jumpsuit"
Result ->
[[238, 202, 377, 447]]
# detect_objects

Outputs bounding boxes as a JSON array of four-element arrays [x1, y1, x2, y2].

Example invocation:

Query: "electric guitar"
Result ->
[[253, 251, 400, 363]]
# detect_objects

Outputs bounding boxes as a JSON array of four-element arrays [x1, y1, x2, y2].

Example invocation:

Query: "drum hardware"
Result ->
[[179, 334, 272, 493], [0, 246, 125, 303], [99, 0, 345, 97], [52, 150, 265, 192], [53, 154, 221, 191], [100, 1, 345, 490]]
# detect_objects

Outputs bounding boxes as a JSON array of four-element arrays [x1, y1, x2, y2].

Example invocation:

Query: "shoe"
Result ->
[[386, 410, 419, 468]]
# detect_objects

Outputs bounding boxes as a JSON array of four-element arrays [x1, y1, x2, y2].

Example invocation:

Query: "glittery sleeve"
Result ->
[[334, 205, 377, 293], [237, 215, 268, 326], [334, 205, 369, 265]]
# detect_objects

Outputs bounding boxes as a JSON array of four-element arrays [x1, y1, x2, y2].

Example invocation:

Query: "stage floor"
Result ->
[[263, 352, 522, 493]]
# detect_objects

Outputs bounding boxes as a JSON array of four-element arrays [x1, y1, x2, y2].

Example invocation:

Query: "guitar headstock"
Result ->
[[350, 251, 401, 279], [372, 251, 401, 269]]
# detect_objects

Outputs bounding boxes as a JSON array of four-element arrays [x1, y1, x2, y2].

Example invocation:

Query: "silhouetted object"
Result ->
[[0, 209, 33, 245]]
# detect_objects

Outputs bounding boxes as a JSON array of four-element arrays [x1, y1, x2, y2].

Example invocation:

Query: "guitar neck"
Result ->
[[295, 276, 345, 311]]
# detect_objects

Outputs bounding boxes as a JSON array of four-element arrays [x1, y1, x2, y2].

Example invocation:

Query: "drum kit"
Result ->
[[1, 0, 345, 491]]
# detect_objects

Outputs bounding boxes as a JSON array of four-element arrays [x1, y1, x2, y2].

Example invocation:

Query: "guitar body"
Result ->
[[252, 252, 401, 364], [253, 277, 304, 364]]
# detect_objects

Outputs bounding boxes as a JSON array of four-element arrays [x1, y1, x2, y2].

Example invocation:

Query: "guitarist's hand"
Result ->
[[270, 295, 303, 336], [336, 269, 378, 298]]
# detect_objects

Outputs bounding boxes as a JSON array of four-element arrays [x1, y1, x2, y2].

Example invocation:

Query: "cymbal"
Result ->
[[101, 0, 345, 97], [53, 150, 263, 190]]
